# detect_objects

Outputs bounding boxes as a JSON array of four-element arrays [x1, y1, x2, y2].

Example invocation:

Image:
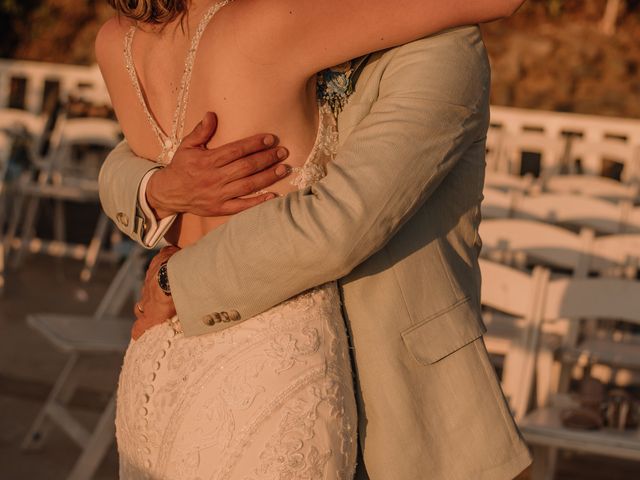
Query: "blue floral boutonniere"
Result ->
[[317, 56, 367, 117]]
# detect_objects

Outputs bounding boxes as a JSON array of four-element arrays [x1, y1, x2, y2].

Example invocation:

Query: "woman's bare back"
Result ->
[[97, 0, 321, 247]]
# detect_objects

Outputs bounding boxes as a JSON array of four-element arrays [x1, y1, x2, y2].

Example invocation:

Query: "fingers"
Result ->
[[219, 193, 278, 215], [131, 318, 148, 341], [212, 134, 280, 167], [221, 146, 289, 183], [131, 301, 165, 340], [223, 163, 292, 199], [182, 112, 218, 148]]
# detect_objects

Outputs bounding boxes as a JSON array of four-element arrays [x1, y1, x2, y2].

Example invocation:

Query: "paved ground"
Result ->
[[0, 254, 121, 480], [0, 253, 638, 479]]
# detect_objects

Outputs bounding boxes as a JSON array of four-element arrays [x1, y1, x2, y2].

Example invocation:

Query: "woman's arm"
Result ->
[[233, 0, 524, 74]]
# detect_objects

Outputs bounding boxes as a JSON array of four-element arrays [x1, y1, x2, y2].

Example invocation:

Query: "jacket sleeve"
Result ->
[[167, 27, 491, 336], [98, 140, 168, 247]]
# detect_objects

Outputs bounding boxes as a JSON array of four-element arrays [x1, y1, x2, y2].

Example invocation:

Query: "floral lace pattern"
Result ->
[[288, 104, 339, 191], [116, 283, 357, 480]]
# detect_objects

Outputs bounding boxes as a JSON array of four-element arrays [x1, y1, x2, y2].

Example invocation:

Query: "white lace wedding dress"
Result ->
[[114, 2, 358, 479]]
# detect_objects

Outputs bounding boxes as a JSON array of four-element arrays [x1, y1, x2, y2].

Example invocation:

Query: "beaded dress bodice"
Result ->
[[115, 3, 357, 479]]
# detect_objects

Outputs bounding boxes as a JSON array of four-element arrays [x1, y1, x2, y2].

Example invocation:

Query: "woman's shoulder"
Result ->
[[95, 16, 134, 69]]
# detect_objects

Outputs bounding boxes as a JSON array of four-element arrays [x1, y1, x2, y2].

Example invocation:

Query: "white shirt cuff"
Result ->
[[138, 170, 177, 248]]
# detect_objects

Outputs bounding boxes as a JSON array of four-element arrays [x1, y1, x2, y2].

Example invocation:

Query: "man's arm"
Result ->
[[98, 140, 160, 245], [168, 27, 490, 336], [98, 113, 290, 248]]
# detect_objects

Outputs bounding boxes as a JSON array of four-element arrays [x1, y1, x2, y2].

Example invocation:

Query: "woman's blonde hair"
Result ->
[[107, 0, 189, 24]]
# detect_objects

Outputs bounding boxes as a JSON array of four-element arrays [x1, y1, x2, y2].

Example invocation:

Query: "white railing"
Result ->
[[490, 106, 640, 145], [0, 59, 110, 114], [489, 106, 640, 182]]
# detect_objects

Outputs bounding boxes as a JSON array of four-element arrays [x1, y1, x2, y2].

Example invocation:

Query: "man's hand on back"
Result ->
[[146, 112, 291, 220]]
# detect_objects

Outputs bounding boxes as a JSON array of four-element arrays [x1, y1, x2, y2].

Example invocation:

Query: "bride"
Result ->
[[96, 0, 523, 478]]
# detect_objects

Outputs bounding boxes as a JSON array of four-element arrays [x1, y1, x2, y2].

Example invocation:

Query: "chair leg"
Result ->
[[536, 344, 555, 409], [66, 394, 117, 480], [12, 193, 40, 268], [4, 177, 27, 263], [503, 334, 534, 421], [0, 186, 6, 294], [53, 199, 66, 245], [80, 214, 109, 283], [0, 236, 4, 295], [22, 354, 82, 451], [531, 445, 558, 480]]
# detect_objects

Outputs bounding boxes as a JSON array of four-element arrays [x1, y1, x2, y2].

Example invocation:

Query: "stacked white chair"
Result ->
[[0, 108, 48, 294], [479, 217, 640, 478], [6, 110, 122, 283], [479, 258, 550, 421], [520, 276, 640, 480], [513, 193, 639, 235], [542, 174, 639, 204]]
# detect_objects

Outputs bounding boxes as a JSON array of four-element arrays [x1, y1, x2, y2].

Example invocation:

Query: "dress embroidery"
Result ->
[[115, 3, 358, 478], [124, 0, 233, 164]]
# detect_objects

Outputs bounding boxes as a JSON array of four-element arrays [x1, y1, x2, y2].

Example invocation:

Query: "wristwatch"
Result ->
[[157, 261, 171, 296]]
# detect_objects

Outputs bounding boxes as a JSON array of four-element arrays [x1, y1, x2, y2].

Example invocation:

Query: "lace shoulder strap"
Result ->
[[123, 0, 233, 163], [124, 26, 168, 151]]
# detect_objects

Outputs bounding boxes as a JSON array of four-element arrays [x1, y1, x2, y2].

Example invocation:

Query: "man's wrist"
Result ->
[[157, 261, 172, 296], [146, 170, 176, 220]]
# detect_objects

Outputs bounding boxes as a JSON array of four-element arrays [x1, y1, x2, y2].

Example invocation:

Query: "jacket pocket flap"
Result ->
[[401, 297, 486, 365]]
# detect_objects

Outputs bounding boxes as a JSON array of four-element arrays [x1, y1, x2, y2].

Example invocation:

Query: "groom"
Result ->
[[99, 26, 531, 480]]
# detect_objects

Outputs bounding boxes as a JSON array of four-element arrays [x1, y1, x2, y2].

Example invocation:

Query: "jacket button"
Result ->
[[202, 314, 215, 326], [220, 312, 231, 322], [229, 310, 241, 321], [116, 212, 130, 227]]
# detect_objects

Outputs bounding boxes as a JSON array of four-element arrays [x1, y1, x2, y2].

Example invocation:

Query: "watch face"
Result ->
[[158, 262, 171, 295]]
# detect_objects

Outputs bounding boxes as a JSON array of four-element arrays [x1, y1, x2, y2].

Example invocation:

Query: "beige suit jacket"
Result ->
[[99, 26, 531, 479]]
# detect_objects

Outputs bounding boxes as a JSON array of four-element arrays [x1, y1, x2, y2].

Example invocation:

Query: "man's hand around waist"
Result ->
[[146, 111, 292, 220], [132, 246, 179, 340]]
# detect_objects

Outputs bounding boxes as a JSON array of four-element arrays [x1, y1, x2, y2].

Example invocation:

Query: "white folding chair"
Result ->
[[485, 127, 504, 173], [21, 245, 145, 480], [590, 234, 640, 279], [484, 171, 535, 194], [7, 115, 122, 282], [0, 107, 49, 283], [520, 276, 640, 480], [542, 174, 639, 204], [479, 258, 550, 420], [0, 108, 46, 137], [515, 193, 640, 235], [0, 130, 12, 293], [497, 131, 568, 177], [567, 137, 640, 183], [481, 187, 518, 220], [479, 218, 593, 275]]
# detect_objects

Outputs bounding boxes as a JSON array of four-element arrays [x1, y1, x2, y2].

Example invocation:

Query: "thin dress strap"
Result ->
[[123, 0, 233, 164]]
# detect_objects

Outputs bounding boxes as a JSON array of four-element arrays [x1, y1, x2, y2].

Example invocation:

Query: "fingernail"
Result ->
[[263, 135, 275, 146], [275, 164, 290, 177], [276, 148, 288, 160]]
